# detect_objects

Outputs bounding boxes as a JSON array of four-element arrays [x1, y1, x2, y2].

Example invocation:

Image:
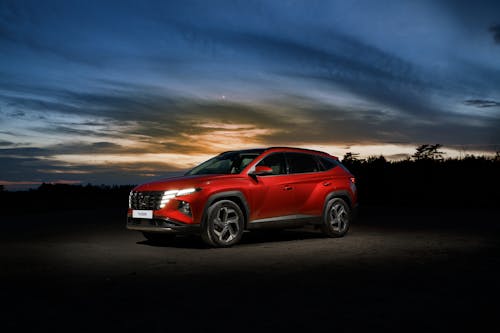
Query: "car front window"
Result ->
[[256, 153, 287, 175], [186, 152, 259, 175]]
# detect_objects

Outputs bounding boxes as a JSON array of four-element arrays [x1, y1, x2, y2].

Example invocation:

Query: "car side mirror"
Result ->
[[251, 166, 273, 176]]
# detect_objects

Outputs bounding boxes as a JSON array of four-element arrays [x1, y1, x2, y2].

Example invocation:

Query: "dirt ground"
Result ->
[[1, 206, 499, 332]]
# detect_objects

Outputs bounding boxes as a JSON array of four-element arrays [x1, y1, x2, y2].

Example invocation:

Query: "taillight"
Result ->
[[350, 177, 356, 184]]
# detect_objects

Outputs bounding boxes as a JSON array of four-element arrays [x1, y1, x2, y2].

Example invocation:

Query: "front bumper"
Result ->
[[126, 216, 200, 234]]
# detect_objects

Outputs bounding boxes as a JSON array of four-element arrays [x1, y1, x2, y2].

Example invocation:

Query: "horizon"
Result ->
[[1, 0, 499, 189], [1, 148, 497, 191]]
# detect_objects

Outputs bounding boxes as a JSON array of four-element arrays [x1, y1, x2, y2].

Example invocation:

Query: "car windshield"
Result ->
[[185, 152, 260, 175]]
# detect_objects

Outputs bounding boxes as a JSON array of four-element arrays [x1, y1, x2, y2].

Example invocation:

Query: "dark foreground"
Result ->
[[1, 206, 499, 332]]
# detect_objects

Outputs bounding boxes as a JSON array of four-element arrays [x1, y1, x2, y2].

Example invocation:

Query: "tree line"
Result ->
[[341, 144, 499, 208]]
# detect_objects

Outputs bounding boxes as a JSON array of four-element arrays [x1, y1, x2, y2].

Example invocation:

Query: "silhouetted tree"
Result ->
[[366, 155, 387, 165], [342, 152, 363, 171], [0, 185, 4, 192], [342, 152, 360, 163], [412, 144, 445, 161]]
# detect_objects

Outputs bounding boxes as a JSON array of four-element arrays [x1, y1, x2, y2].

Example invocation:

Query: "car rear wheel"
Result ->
[[321, 197, 350, 237], [201, 200, 244, 247]]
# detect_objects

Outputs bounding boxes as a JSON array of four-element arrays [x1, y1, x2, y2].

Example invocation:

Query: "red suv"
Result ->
[[127, 147, 357, 247]]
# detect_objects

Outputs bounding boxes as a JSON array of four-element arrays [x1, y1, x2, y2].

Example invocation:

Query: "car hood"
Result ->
[[132, 174, 244, 192]]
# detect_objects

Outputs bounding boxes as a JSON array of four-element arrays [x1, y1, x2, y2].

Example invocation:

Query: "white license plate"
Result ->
[[132, 210, 153, 219]]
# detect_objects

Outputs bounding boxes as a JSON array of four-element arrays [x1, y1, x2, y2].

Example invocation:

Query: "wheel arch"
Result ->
[[201, 191, 250, 228], [322, 190, 353, 216]]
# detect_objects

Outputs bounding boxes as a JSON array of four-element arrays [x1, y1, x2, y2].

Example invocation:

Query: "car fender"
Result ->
[[322, 190, 355, 219], [201, 190, 250, 227]]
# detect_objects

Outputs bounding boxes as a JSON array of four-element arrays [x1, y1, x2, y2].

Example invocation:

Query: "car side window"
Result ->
[[286, 153, 321, 174], [230, 154, 259, 174], [256, 153, 286, 175], [240, 156, 257, 170]]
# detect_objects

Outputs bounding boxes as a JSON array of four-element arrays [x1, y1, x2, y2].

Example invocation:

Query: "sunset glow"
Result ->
[[1, 1, 499, 189]]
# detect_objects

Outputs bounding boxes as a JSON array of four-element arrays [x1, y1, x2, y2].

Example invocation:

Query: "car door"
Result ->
[[248, 152, 297, 220], [285, 152, 332, 216]]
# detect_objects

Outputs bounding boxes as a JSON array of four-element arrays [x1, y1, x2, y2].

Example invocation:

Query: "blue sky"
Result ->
[[1, 0, 499, 188]]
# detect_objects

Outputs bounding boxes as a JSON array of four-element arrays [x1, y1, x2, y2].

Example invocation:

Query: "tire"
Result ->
[[201, 200, 245, 247], [142, 232, 176, 243], [320, 197, 351, 237]]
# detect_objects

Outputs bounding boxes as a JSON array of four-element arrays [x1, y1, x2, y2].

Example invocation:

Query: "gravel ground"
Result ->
[[1, 206, 499, 332]]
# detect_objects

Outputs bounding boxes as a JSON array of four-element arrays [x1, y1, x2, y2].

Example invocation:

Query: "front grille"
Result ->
[[130, 191, 163, 210]]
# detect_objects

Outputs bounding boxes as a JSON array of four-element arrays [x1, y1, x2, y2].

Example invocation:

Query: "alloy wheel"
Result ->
[[329, 201, 349, 233], [212, 206, 241, 244]]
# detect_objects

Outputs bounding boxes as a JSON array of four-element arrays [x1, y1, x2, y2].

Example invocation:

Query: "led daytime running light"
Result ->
[[159, 188, 199, 208]]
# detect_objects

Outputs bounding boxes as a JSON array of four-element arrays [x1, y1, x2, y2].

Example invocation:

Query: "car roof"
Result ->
[[219, 148, 266, 155], [220, 147, 336, 158]]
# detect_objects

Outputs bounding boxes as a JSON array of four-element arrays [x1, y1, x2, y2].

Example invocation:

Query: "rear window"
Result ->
[[318, 156, 339, 170]]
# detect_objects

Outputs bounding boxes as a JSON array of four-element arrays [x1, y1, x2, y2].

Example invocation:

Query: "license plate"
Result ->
[[132, 210, 153, 219]]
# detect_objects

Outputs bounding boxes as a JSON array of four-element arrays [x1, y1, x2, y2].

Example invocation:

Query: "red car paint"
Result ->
[[127, 147, 357, 245]]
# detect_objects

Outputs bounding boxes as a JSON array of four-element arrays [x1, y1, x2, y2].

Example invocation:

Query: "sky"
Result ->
[[1, 0, 499, 189]]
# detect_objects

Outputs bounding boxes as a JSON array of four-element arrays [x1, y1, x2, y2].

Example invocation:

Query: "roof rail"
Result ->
[[264, 146, 328, 154]]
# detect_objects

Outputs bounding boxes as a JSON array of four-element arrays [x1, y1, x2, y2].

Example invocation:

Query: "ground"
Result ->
[[1, 206, 499, 332]]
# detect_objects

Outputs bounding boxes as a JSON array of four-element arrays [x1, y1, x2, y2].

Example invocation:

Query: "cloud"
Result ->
[[0, 1, 114, 67], [0, 147, 49, 156], [0, 154, 185, 190], [2, 0, 500, 187], [490, 24, 500, 44], [3, 88, 498, 188], [255, 103, 500, 148], [0, 139, 12, 146], [464, 99, 500, 108], [2, 81, 499, 153], [385, 153, 411, 161], [31, 125, 126, 139], [167, 21, 444, 117]]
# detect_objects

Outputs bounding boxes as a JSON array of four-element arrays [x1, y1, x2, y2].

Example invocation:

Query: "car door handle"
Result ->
[[282, 185, 293, 191], [323, 181, 332, 186]]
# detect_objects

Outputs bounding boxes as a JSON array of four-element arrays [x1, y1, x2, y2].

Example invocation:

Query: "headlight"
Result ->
[[159, 188, 200, 208], [176, 188, 197, 196]]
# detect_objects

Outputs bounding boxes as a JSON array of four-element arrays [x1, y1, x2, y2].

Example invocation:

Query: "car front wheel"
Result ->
[[201, 200, 244, 247], [321, 197, 351, 237]]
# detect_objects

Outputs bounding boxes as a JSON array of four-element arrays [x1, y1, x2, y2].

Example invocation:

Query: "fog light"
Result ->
[[178, 201, 191, 216]]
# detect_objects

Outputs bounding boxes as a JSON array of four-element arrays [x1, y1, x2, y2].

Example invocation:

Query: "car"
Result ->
[[127, 147, 358, 247]]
